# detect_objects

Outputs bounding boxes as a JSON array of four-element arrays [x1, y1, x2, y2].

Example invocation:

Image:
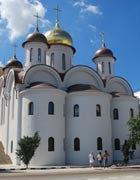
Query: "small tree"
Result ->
[[121, 140, 130, 164], [127, 116, 140, 146], [16, 132, 41, 169]]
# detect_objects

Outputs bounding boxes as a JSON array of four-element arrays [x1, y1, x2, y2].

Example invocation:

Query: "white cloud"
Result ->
[[0, 0, 49, 41], [73, 0, 102, 15], [88, 24, 97, 32], [73, 1, 85, 7]]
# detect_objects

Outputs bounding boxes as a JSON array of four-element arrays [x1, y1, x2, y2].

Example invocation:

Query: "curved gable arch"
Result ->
[[106, 77, 133, 96], [23, 65, 62, 88], [5, 69, 15, 93], [0, 76, 5, 95], [63, 65, 104, 90]]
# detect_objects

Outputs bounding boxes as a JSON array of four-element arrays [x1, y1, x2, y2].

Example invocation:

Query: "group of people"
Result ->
[[88, 150, 109, 168]]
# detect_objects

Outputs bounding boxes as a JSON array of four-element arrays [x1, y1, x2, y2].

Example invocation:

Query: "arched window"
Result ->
[[50, 53, 54, 67], [74, 137, 80, 151], [48, 137, 55, 151], [130, 108, 134, 118], [113, 108, 119, 120], [48, 101, 54, 115], [97, 137, 102, 150], [28, 102, 34, 115], [114, 138, 120, 150], [96, 104, 101, 117], [62, 53, 66, 70], [109, 62, 111, 74], [102, 62, 104, 73], [30, 48, 33, 62], [11, 140, 13, 153], [38, 48, 41, 62], [44, 50, 46, 63], [73, 104, 79, 117]]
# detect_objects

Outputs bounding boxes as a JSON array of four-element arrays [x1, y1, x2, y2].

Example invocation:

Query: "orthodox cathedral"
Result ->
[[0, 10, 140, 166]]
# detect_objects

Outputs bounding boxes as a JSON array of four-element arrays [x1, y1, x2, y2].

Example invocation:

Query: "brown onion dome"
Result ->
[[4, 54, 23, 70], [22, 27, 48, 47], [93, 43, 116, 61]]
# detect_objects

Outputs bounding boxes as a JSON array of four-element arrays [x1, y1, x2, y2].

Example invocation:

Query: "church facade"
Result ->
[[0, 15, 140, 166]]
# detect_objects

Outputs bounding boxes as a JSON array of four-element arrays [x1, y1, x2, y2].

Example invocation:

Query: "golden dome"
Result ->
[[45, 20, 73, 46]]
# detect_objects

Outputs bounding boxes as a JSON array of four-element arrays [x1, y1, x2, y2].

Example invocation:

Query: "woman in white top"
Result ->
[[97, 152, 103, 167], [88, 152, 94, 167]]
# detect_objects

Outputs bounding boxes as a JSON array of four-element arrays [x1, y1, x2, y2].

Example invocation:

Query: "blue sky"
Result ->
[[0, 0, 139, 92]]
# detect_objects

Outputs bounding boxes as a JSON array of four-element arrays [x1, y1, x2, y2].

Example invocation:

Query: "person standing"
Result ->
[[88, 152, 95, 167], [103, 150, 109, 168], [97, 152, 102, 167]]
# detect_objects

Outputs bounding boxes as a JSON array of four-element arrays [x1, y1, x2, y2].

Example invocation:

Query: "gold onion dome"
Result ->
[[45, 20, 75, 53]]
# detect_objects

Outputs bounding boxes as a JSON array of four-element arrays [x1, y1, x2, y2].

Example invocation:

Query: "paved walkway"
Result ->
[[0, 164, 140, 175]]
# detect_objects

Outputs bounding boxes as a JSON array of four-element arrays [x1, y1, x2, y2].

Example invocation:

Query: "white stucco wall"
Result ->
[[46, 45, 73, 73], [65, 90, 112, 166], [20, 87, 66, 165], [111, 96, 140, 161]]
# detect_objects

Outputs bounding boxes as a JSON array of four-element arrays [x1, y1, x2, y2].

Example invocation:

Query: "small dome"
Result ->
[[4, 55, 23, 69], [93, 43, 116, 61], [45, 21, 75, 53], [22, 28, 48, 47]]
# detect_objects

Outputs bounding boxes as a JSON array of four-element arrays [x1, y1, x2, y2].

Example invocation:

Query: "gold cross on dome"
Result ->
[[101, 32, 105, 44], [34, 12, 42, 30], [54, 5, 62, 21]]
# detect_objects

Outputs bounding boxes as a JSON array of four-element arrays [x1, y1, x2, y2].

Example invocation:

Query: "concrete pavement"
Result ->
[[0, 164, 140, 175]]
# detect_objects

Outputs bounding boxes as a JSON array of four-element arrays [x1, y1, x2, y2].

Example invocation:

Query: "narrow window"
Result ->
[[96, 104, 101, 117], [113, 108, 119, 120], [73, 104, 79, 117], [38, 48, 41, 62], [29, 102, 34, 115], [48, 137, 54, 151], [44, 50, 46, 63], [130, 108, 134, 118], [11, 140, 13, 153], [62, 53, 66, 70], [109, 62, 111, 74], [48, 101, 54, 115], [12, 88, 15, 120], [97, 137, 102, 150], [50, 53, 54, 67], [102, 62, 104, 73], [30, 48, 33, 62], [97, 64, 98, 72], [114, 138, 120, 150], [74, 137, 80, 151], [63, 138, 65, 152]]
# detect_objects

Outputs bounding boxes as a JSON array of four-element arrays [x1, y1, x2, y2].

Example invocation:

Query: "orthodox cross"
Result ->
[[101, 32, 106, 47], [101, 32, 105, 44], [54, 5, 62, 21], [34, 12, 42, 30]]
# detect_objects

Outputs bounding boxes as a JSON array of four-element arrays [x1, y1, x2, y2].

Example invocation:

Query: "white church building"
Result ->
[[0, 12, 140, 166]]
